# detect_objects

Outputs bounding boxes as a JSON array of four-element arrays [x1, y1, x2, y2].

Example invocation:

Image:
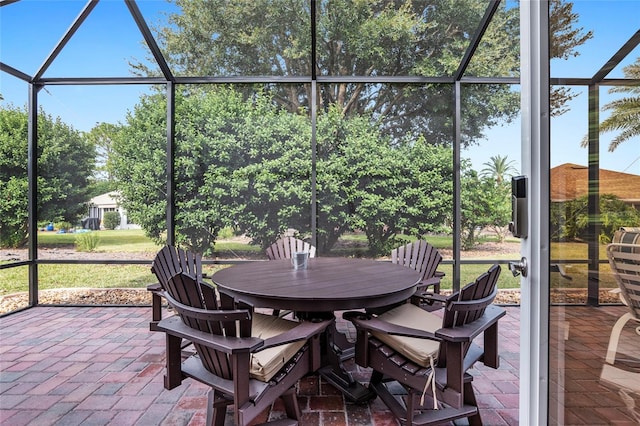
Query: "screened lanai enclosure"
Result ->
[[1, 0, 639, 424]]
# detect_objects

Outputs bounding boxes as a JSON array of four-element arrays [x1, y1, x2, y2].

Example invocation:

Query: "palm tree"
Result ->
[[480, 155, 518, 184], [582, 57, 640, 152]]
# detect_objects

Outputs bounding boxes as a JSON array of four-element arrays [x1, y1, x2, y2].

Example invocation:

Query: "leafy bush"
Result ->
[[112, 90, 455, 257], [217, 226, 235, 239], [56, 221, 73, 232], [551, 194, 640, 243], [459, 168, 511, 250], [0, 105, 95, 248], [103, 212, 121, 230], [75, 232, 100, 252]]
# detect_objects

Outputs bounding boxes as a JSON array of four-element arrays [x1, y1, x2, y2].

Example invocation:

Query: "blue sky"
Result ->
[[1, 0, 638, 174], [466, 0, 640, 175], [0, 0, 173, 130]]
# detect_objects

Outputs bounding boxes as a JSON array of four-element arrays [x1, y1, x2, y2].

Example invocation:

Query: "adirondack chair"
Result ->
[[148, 245, 207, 331], [344, 264, 505, 426], [368, 240, 445, 315], [604, 242, 640, 365], [392, 240, 445, 309], [265, 237, 316, 317], [392, 240, 444, 294], [265, 236, 316, 260], [157, 271, 331, 426]]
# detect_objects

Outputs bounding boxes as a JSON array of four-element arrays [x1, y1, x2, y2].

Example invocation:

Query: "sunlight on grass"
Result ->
[[0, 265, 154, 295], [459, 264, 521, 290], [2, 229, 618, 299], [0, 265, 28, 296], [38, 229, 161, 253], [215, 242, 261, 253]]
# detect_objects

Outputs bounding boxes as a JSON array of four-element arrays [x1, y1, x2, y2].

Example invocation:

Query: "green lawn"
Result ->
[[1, 230, 616, 296], [38, 229, 161, 253], [37, 229, 264, 255], [0, 264, 154, 295]]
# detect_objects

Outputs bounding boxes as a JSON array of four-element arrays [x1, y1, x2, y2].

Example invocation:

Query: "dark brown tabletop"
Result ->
[[212, 257, 421, 312]]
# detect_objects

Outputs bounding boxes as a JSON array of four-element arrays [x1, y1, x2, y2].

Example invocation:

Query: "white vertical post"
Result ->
[[520, 1, 551, 424]]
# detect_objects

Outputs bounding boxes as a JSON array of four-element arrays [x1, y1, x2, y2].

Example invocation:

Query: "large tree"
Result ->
[[0, 105, 95, 247], [139, 0, 591, 143], [86, 122, 122, 183], [111, 87, 313, 253], [115, 0, 593, 254], [85, 122, 121, 198], [317, 105, 453, 254], [137, 0, 521, 146], [111, 87, 453, 255]]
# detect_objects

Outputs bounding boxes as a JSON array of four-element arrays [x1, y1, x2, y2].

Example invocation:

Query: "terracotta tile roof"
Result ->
[[550, 163, 640, 203]]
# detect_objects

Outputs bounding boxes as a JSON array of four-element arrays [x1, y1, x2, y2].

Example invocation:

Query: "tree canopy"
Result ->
[[0, 105, 95, 247], [549, 0, 593, 116], [110, 86, 454, 255], [110, 0, 594, 254], [139, 0, 592, 143], [138, 0, 522, 146], [580, 57, 640, 152], [480, 155, 517, 184]]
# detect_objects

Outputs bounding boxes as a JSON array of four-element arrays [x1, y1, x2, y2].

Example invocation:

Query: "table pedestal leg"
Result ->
[[330, 323, 355, 361], [318, 320, 376, 404]]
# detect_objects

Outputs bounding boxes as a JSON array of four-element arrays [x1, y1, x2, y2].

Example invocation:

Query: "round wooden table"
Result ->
[[212, 257, 421, 313], [212, 257, 421, 403]]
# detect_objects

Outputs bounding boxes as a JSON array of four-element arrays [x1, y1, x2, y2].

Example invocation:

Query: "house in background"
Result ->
[[87, 191, 140, 230], [551, 163, 640, 209]]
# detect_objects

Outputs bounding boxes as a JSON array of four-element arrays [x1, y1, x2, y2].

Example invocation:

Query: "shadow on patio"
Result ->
[[0, 304, 637, 425]]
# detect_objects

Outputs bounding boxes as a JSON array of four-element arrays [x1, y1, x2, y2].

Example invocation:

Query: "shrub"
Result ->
[[56, 221, 73, 232], [103, 212, 121, 230], [75, 232, 100, 252], [218, 226, 235, 239], [552, 194, 640, 243]]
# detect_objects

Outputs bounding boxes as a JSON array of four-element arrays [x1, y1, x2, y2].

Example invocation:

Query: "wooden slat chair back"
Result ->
[[605, 242, 640, 364], [158, 272, 330, 426], [265, 237, 316, 317], [364, 240, 445, 315], [162, 273, 251, 378], [148, 245, 205, 330], [345, 264, 505, 426], [152, 245, 204, 288], [436, 264, 501, 368], [265, 236, 316, 260], [392, 240, 444, 294]]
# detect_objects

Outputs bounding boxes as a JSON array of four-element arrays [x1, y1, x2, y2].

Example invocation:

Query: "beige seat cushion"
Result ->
[[250, 313, 307, 382], [372, 303, 441, 367]]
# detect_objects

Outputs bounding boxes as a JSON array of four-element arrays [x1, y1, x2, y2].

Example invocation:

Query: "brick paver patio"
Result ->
[[1, 304, 637, 425]]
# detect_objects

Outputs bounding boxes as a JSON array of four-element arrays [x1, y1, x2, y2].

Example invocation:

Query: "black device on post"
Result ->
[[509, 175, 528, 239]]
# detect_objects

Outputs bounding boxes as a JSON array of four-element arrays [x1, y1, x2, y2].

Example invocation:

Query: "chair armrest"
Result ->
[[257, 319, 332, 351], [163, 290, 251, 322], [435, 305, 505, 343], [418, 276, 442, 289], [344, 312, 439, 341], [147, 282, 162, 292], [158, 316, 264, 353], [417, 292, 451, 304], [607, 288, 629, 305]]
